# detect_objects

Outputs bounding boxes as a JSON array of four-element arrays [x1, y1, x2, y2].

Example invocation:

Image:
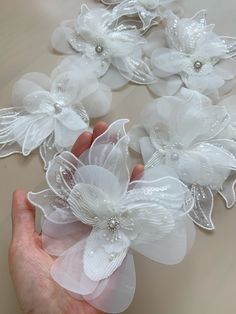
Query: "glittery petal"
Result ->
[[188, 184, 215, 230]]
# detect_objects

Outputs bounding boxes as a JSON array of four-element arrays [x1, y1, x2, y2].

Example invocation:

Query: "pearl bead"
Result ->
[[54, 103, 62, 114], [95, 44, 104, 54], [107, 216, 120, 231], [194, 60, 203, 71], [170, 152, 179, 161]]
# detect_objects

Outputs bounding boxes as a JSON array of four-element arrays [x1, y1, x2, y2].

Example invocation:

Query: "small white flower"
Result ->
[[147, 10, 236, 98], [28, 120, 194, 313], [51, 5, 155, 87], [129, 89, 236, 229], [0, 60, 112, 168], [110, 0, 182, 31]]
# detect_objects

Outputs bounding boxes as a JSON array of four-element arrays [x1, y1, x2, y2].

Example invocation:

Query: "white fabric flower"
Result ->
[[0, 60, 112, 168], [129, 89, 236, 230], [51, 4, 155, 87], [110, 0, 182, 31], [147, 10, 236, 98], [215, 95, 236, 208], [28, 120, 195, 313]]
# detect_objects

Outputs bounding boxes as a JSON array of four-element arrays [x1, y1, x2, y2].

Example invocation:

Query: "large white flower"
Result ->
[[0, 59, 112, 168], [129, 89, 236, 230], [109, 0, 182, 32], [28, 120, 194, 313], [51, 4, 155, 88], [147, 10, 236, 98]]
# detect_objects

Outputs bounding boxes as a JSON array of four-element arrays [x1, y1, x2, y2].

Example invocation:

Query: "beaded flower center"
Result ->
[[107, 216, 121, 231]]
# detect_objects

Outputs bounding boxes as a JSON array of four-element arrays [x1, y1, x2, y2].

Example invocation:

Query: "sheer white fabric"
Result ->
[[28, 120, 195, 313], [110, 0, 183, 32], [51, 5, 155, 86], [147, 10, 236, 98], [128, 90, 236, 229], [0, 61, 112, 168]]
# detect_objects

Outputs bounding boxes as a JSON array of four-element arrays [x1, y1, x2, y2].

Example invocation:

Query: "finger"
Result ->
[[92, 121, 108, 141], [11, 190, 36, 242], [71, 132, 93, 158], [131, 164, 144, 181]]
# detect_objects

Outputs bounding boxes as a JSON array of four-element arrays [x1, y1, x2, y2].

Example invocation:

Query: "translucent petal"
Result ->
[[23, 91, 54, 114], [214, 59, 236, 80], [84, 253, 136, 314], [20, 115, 53, 155], [54, 120, 86, 148], [115, 55, 156, 84], [79, 120, 130, 195], [220, 36, 236, 58], [74, 165, 122, 203], [188, 185, 215, 230], [218, 174, 236, 208], [42, 217, 90, 256], [125, 175, 193, 218], [21, 72, 51, 90], [83, 229, 129, 281], [51, 26, 75, 54], [186, 73, 225, 92], [39, 134, 60, 170], [148, 76, 183, 96], [151, 48, 188, 76], [12, 79, 46, 107], [68, 181, 117, 225], [28, 189, 77, 223], [0, 141, 22, 158], [100, 66, 128, 90], [128, 125, 147, 153], [51, 240, 99, 295], [46, 151, 83, 199], [56, 108, 88, 131], [132, 218, 189, 264], [82, 82, 112, 118]]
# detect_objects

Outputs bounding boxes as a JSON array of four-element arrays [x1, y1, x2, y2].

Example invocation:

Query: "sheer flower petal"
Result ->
[[68, 182, 117, 225], [83, 229, 129, 281], [132, 218, 191, 264], [42, 218, 90, 256], [84, 253, 136, 314], [46, 151, 83, 199], [74, 165, 122, 203], [51, 26, 75, 54], [51, 240, 99, 295], [12, 78, 46, 107], [28, 189, 77, 223], [82, 82, 112, 118]]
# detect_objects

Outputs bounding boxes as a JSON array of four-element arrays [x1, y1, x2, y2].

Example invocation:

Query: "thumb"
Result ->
[[11, 189, 36, 243]]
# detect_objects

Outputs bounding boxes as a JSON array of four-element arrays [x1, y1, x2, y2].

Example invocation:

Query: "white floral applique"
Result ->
[[0, 60, 112, 169], [146, 10, 236, 99], [129, 89, 236, 230], [109, 0, 182, 32], [51, 4, 155, 88], [28, 120, 195, 314], [216, 95, 236, 208]]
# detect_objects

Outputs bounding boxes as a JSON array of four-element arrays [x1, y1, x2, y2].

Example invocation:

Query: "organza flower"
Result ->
[[215, 95, 236, 208], [146, 10, 236, 99], [0, 60, 112, 168], [51, 4, 155, 88], [110, 0, 182, 32], [129, 89, 236, 230], [28, 120, 195, 313]]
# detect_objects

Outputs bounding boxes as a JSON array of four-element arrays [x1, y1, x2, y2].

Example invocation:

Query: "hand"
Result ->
[[8, 122, 144, 314]]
